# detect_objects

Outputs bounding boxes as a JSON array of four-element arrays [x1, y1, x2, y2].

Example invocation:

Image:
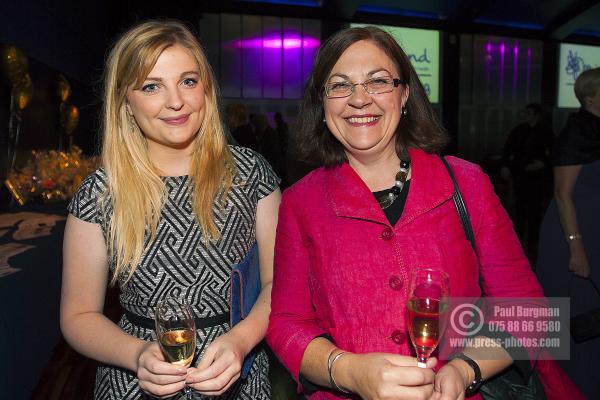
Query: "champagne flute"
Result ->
[[155, 296, 196, 399], [407, 268, 449, 368]]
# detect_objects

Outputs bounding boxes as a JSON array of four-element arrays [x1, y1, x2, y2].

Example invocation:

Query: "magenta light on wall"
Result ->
[[481, 38, 536, 104], [229, 31, 320, 98], [283, 30, 302, 97], [485, 42, 492, 103], [262, 32, 283, 97], [231, 35, 320, 49], [512, 43, 519, 101], [499, 42, 506, 103]]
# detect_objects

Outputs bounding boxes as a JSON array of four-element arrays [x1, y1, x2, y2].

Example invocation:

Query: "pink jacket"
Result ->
[[267, 149, 582, 400]]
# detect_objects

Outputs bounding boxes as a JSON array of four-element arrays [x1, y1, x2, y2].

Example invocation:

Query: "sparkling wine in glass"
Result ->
[[407, 268, 449, 368], [155, 296, 196, 398]]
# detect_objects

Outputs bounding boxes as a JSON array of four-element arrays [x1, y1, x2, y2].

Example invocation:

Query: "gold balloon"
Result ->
[[57, 74, 71, 102], [1, 45, 28, 85], [60, 102, 80, 135], [12, 74, 34, 110], [4, 178, 26, 206]]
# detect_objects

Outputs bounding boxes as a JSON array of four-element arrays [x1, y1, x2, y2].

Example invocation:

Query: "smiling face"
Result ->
[[126, 44, 206, 158], [323, 40, 409, 162]]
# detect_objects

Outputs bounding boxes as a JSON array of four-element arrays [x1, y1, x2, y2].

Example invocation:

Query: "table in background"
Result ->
[[0, 203, 67, 400]]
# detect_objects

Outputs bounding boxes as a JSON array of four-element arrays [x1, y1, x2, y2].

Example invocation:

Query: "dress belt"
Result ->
[[124, 310, 230, 330]]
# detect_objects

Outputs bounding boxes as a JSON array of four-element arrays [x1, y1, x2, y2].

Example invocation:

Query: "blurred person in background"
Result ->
[[537, 67, 600, 399], [274, 111, 289, 157], [254, 113, 286, 186], [502, 103, 553, 262], [226, 103, 258, 151]]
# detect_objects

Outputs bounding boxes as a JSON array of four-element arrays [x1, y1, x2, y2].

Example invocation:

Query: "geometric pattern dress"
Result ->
[[68, 146, 279, 400]]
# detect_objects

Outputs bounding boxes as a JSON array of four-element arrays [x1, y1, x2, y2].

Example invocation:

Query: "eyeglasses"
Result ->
[[324, 77, 405, 99]]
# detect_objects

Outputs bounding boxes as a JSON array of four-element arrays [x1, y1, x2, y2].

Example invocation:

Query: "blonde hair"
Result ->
[[574, 67, 600, 107], [101, 20, 234, 285]]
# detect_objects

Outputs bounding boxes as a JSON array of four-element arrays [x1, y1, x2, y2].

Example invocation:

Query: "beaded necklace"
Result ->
[[376, 159, 411, 210]]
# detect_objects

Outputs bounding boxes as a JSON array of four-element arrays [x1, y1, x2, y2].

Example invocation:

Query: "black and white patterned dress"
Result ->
[[68, 147, 279, 400]]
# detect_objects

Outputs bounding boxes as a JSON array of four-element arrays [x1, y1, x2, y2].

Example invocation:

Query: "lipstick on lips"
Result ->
[[161, 114, 190, 126], [345, 114, 380, 127]]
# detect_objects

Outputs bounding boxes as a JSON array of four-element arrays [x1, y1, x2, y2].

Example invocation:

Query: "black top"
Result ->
[[372, 180, 411, 226], [553, 108, 600, 166]]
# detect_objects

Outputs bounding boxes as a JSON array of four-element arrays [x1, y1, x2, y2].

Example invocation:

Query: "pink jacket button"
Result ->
[[389, 275, 403, 290], [381, 227, 394, 241], [391, 330, 406, 345]]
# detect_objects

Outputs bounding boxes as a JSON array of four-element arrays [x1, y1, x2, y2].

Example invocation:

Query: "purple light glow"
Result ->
[[512, 43, 519, 101], [283, 30, 302, 98], [485, 42, 492, 63], [526, 48, 532, 102], [262, 33, 283, 97], [485, 42, 492, 103], [499, 42, 505, 103], [231, 35, 320, 49]]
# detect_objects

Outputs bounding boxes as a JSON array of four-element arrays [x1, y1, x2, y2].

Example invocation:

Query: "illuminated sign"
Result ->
[[352, 24, 440, 103], [558, 43, 600, 108]]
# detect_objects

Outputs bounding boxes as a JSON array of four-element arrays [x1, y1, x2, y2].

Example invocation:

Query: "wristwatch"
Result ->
[[448, 353, 483, 396]]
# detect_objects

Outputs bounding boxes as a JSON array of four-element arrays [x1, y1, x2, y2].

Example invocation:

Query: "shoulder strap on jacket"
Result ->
[[439, 156, 477, 254]]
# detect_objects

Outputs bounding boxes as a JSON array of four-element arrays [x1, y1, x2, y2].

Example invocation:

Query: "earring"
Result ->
[[323, 117, 326, 123], [401, 106, 408, 117]]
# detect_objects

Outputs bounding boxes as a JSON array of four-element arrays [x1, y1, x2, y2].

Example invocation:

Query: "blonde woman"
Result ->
[[60, 20, 280, 399]]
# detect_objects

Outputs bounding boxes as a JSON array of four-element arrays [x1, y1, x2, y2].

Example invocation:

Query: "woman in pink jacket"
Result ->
[[267, 27, 583, 400]]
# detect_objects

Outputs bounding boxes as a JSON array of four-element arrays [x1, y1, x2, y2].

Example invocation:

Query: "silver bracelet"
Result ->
[[566, 233, 583, 241], [327, 350, 350, 393]]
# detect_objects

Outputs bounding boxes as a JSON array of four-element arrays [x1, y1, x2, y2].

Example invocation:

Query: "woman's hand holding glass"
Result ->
[[184, 330, 247, 395], [139, 296, 197, 399], [329, 352, 437, 400], [136, 340, 189, 399]]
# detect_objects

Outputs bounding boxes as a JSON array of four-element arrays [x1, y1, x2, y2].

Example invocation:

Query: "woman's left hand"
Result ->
[[429, 362, 468, 400], [185, 332, 245, 395]]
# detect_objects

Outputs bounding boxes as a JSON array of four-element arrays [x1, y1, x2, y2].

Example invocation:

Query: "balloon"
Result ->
[[60, 102, 80, 135], [12, 74, 34, 110], [4, 178, 26, 206], [0, 44, 28, 85], [57, 74, 71, 102]]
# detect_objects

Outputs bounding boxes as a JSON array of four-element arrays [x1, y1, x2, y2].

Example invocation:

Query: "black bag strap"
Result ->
[[440, 156, 477, 254], [440, 156, 543, 381]]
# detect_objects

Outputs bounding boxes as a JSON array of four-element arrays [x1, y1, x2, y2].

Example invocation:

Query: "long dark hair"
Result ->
[[294, 26, 448, 167]]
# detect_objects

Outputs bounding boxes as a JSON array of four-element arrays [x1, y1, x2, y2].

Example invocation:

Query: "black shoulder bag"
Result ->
[[440, 156, 546, 400], [569, 276, 600, 343]]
